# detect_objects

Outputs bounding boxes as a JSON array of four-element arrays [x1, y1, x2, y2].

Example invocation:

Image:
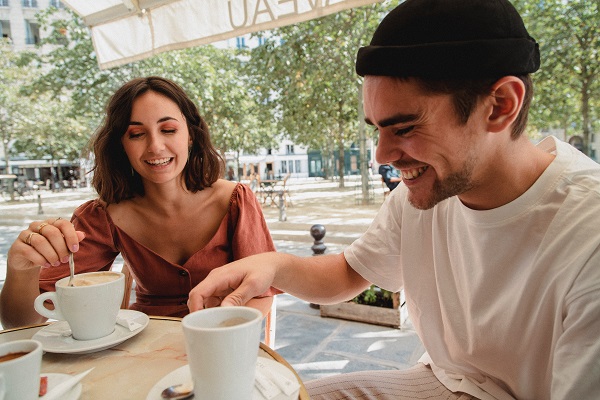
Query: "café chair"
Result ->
[[273, 173, 292, 207], [120, 262, 134, 309]]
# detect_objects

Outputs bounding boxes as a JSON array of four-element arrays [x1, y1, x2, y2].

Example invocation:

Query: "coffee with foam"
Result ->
[[67, 272, 121, 287]]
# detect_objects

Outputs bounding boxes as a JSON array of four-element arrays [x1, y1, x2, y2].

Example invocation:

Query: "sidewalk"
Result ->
[[0, 179, 425, 383]]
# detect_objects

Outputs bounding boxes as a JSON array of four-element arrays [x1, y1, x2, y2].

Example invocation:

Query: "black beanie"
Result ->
[[356, 0, 540, 79]]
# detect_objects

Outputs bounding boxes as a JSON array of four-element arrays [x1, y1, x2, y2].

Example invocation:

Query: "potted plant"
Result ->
[[320, 285, 407, 328]]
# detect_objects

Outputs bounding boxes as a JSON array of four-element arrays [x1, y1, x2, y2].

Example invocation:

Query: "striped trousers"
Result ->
[[305, 363, 475, 400]]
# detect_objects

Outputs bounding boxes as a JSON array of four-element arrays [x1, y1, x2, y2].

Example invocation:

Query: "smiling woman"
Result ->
[[0, 76, 278, 329]]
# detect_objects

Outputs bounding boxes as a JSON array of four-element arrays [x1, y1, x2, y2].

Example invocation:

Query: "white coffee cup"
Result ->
[[182, 307, 263, 400], [34, 271, 125, 340], [0, 340, 43, 400]]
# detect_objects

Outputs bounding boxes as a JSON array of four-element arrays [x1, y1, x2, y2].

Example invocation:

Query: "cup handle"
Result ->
[[33, 292, 64, 320]]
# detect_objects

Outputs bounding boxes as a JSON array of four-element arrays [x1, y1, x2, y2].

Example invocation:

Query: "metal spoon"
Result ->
[[161, 383, 194, 399], [68, 252, 75, 286]]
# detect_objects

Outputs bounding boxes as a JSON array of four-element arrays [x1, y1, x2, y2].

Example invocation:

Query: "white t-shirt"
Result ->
[[344, 136, 600, 400]]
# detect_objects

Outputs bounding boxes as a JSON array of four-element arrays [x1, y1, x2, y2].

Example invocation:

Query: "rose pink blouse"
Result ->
[[39, 183, 277, 317]]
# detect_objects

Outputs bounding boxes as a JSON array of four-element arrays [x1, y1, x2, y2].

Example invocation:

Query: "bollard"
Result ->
[[37, 194, 44, 215], [278, 190, 287, 221], [310, 224, 326, 255], [309, 224, 326, 309]]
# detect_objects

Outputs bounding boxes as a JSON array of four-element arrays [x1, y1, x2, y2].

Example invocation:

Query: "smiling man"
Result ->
[[188, 0, 600, 398]]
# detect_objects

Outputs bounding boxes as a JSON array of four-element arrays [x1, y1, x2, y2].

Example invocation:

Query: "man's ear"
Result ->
[[487, 76, 525, 133]]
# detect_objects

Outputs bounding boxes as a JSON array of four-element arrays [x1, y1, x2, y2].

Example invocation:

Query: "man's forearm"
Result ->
[[273, 252, 370, 304]]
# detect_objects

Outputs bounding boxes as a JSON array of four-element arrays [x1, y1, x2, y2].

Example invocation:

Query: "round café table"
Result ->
[[0, 316, 309, 399]]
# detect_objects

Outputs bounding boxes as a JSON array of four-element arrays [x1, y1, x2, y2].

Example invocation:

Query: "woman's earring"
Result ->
[[131, 167, 135, 176]]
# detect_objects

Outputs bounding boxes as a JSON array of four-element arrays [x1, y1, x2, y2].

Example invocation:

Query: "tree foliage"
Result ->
[[247, 1, 396, 183], [18, 7, 274, 167], [3, 0, 599, 174], [0, 39, 39, 172], [515, 0, 599, 155]]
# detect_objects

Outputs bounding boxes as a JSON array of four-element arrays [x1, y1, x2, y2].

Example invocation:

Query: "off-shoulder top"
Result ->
[[39, 183, 277, 317]]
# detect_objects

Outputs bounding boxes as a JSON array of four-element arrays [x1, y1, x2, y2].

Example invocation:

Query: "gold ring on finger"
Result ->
[[37, 222, 49, 235], [25, 232, 39, 246]]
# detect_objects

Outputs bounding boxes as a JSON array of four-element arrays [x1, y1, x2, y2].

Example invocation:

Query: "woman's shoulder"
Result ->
[[210, 179, 253, 204], [73, 198, 108, 218]]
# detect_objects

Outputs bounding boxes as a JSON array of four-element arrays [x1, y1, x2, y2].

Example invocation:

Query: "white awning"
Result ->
[[62, 0, 382, 70]]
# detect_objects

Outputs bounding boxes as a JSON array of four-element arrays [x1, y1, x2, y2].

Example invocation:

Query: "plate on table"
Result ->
[[146, 357, 300, 400], [33, 309, 149, 354], [40, 373, 82, 400]]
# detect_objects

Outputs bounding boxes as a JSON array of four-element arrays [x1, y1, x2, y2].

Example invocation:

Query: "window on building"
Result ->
[[285, 144, 294, 154], [24, 20, 39, 45], [0, 20, 10, 39], [235, 36, 246, 49], [295, 160, 301, 173], [0, 0, 9, 7], [288, 160, 294, 173], [22, 0, 37, 7], [281, 161, 287, 174], [49, 0, 63, 7]]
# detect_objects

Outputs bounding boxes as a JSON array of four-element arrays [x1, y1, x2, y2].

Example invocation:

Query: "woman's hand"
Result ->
[[7, 217, 85, 272]]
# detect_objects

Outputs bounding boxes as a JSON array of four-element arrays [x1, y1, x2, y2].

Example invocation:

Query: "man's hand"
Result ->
[[188, 252, 278, 312]]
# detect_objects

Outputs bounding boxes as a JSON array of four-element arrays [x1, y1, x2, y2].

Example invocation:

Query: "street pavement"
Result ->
[[0, 177, 425, 383]]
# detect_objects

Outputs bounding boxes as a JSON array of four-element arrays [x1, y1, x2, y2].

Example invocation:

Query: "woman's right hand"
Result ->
[[7, 217, 85, 272]]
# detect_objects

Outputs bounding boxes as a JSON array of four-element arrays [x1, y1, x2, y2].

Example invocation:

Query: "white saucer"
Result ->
[[40, 373, 82, 400], [33, 309, 149, 354], [146, 357, 300, 400]]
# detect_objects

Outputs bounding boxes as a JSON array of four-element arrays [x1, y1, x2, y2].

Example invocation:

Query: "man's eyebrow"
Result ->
[[365, 113, 420, 128]]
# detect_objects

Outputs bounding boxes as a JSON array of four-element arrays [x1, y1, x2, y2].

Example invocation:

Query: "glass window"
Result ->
[[22, 0, 37, 7], [295, 160, 301, 173], [24, 20, 39, 45], [0, 20, 10, 39]]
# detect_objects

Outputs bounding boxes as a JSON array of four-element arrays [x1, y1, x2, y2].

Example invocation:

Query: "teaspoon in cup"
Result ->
[[68, 252, 75, 286], [161, 383, 194, 399]]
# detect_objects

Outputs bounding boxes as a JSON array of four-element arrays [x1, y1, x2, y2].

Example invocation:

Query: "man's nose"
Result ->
[[375, 133, 402, 164]]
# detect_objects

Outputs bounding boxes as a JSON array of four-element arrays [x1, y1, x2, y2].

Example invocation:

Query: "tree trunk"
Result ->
[[581, 76, 592, 157], [338, 139, 345, 188], [358, 83, 370, 204]]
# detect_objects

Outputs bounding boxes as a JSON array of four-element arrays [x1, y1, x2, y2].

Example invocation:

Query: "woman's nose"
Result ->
[[146, 133, 165, 153]]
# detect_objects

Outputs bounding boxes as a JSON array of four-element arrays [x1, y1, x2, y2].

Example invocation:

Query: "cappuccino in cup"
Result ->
[[34, 271, 125, 340], [69, 271, 121, 287], [218, 317, 251, 328]]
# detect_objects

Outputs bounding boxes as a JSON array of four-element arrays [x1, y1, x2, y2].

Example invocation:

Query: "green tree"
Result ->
[[0, 40, 39, 176], [248, 2, 394, 187], [26, 7, 273, 170], [11, 94, 88, 187], [516, 0, 599, 156]]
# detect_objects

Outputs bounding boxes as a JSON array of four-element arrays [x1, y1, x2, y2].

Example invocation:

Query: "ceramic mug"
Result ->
[[34, 271, 125, 340], [0, 340, 43, 400], [182, 307, 263, 400]]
